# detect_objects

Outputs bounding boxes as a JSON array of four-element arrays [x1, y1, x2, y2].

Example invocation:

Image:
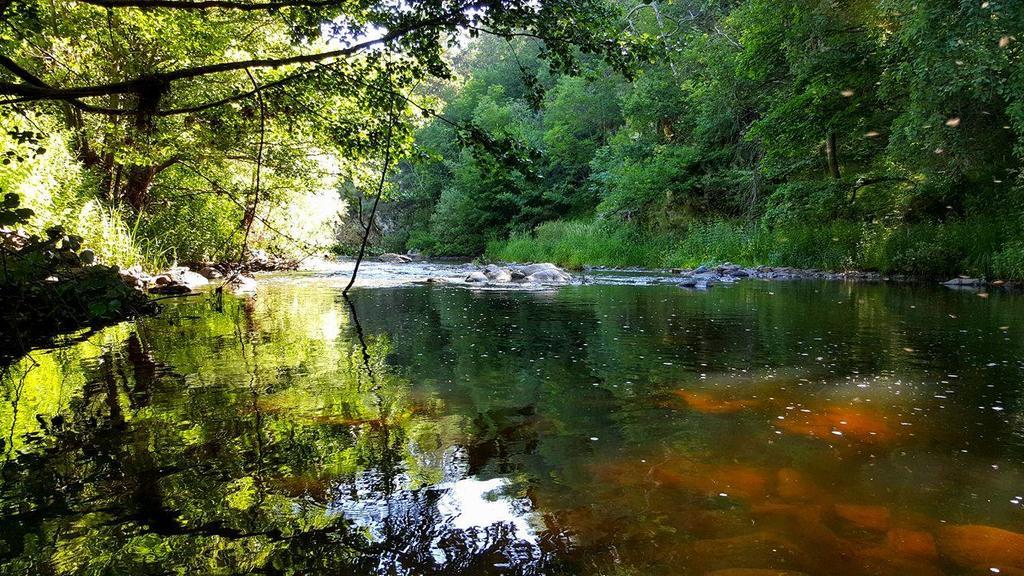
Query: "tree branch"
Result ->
[[75, 0, 339, 10], [0, 7, 472, 109]]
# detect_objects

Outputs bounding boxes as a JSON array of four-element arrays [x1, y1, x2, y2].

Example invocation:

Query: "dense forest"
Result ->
[[2, 0, 1024, 281], [380, 1, 1024, 278]]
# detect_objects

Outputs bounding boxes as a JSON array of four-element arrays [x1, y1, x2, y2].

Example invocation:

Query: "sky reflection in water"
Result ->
[[1, 271, 1023, 575]]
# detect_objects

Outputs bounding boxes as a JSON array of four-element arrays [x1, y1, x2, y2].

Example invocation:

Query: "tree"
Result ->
[[1, 0, 650, 261]]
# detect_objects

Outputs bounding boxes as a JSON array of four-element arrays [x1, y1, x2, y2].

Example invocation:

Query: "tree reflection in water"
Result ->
[[1, 279, 1024, 575], [0, 287, 551, 575]]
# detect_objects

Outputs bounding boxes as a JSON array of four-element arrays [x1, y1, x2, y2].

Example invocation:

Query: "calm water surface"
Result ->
[[2, 267, 1023, 575]]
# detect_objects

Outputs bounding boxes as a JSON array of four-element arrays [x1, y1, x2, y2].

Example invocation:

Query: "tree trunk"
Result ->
[[825, 131, 841, 179], [123, 165, 158, 210]]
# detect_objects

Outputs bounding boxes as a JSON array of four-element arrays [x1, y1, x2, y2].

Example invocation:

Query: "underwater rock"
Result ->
[[885, 528, 937, 559], [687, 532, 806, 574], [775, 405, 893, 443], [775, 468, 823, 502], [936, 524, 1024, 570], [704, 565, 806, 569], [675, 390, 760, 414], [833, 504, 891, 532]]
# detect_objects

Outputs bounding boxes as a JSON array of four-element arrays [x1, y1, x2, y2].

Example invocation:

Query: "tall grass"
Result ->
[[73, 200, 172, 271], [487, 220, 670, 269], [487, 217, 1024, 279]]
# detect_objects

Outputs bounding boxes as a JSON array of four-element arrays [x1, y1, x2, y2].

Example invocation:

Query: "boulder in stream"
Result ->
[[226, 273, 257, 294], [514, 262, 572, 284], [483, 264, 513, 283], [379, 253, 413, 264], [198, 265, 224, 279], [941, 277, 984, 287]]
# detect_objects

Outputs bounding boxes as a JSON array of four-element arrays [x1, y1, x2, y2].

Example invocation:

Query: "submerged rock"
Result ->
[[885, 528, 937, 559], [832, 504, 891, 532], [675, 390, 761, 414], [936, 524, 1024, 570], [465, 271, 488, 283], [704, 565, 806, 569]]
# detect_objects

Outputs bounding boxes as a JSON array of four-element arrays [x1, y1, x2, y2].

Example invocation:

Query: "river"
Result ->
[[1, 262, 1022, 575]]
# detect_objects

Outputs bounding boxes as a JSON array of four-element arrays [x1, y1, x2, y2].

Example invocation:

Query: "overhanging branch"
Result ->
[[0, 7, 471, 114], [76, 0, 340, 10]]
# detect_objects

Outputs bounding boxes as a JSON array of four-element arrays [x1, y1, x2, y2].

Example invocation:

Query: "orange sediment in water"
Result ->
[[775, 405, 893, 442], [704, 565, 806, 569], [674, 389, 762, 414]]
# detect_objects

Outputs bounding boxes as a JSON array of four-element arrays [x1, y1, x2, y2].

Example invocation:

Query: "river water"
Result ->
[[1, 262, 1022, 575]]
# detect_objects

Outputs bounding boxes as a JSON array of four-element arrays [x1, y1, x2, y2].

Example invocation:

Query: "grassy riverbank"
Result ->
[[486, 218, 1024, 280]]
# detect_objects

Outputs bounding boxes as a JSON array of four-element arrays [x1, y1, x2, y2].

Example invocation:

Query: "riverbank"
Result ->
[[485, 218, 1024, 282]]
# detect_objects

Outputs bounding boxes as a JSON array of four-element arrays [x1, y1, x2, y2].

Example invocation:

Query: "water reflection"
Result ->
[[1, 275, 1023, 575]]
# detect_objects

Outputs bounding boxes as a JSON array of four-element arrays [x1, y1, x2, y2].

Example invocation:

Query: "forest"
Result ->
[[384, 1, 1024, 278], [2, 1, 1023, 282]]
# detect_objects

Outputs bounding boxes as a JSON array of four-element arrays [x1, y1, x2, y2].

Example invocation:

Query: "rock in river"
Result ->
[[942, 277, 984, 287], [516, 262, 572, 284], [379, 253, 413, 264], [483, 264, 513, 282], [460, 262, 572, 286]]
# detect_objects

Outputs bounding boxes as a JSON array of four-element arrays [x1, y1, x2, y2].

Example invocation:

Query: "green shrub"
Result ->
[[488, 215, 1024, 280], [0, 192, 154, 357], [992, 241, 1024, 280]]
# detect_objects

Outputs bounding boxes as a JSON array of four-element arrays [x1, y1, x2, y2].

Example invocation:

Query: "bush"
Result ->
[[0, 193, 155, 358], [992, 241, 1024, 280]]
